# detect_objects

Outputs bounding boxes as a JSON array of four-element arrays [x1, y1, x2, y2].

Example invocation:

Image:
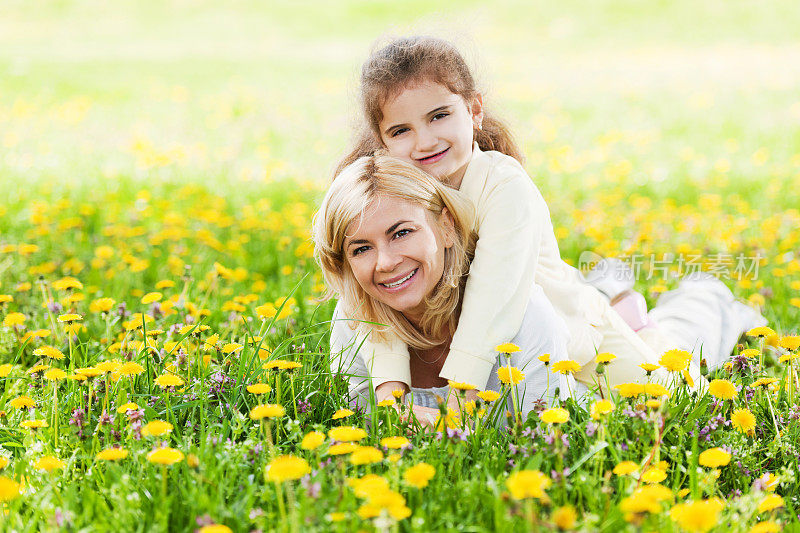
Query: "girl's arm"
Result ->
[[439, 166, 550, 389]]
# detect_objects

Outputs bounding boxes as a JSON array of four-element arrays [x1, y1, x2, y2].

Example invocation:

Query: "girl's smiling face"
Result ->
[[378, 81, 483, 188], [344, 194, 453, 324]]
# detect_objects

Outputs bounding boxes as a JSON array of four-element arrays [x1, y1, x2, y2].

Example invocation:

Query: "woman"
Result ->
[[313, 155, 580, 421]]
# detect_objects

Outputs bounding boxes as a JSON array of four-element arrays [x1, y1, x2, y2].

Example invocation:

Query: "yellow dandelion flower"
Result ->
[[328, 443, 358, 456], [0, 477, 21, 502], [96, 447, 129, 461], [539, 408, 569, 424], [731, 409, 756, 435], [53, 277, 83, 291], [117, 402, 139, 414], [381, 436, 410, 449], [300, 431, 325, 450], [328, 426, 367, 442], [147, 447, 184, 466], [76, 366, 102, 378], [267, 455, 310, 482], [141, 420, 173, 437], [35, 455, 66, 472], [641, 468, 667, 484], [747, 326, 776, 338], [497, 366, 525, 385], [778, 335, 800, 351], [27, 363, 50, 374], [32, 345, 65, 360], [551, 360, 581, 374], [119, 362, 145, 376], [404, 463, 435, 488], [249, 404, 285, 420], [43, 368, 68, 381], [506, 470, 551, 500], [221, 343, 243, 354], [614, 383, 645, 398], [0, 364, 11, 377], [332, 409, 354, 420], [646, 399, 662, 409], [740, 348, 760, 358], [639, 363, 660, 372], [57, 313, 82, 323], [538, 353, 551, 364], [708, 379, 737, 400], [659, 349, 691, 372], [750, 522, 781, 533], [377, 398, 396, 407], [758, 494, 784, 513], [448, 380, 476, 391], [89, 297, 116, 313], [698, 448, 731, 468], [350, 446, 383, 465], [477, 390, 501, 402], [141, 292, 162, 304], [612, 461, 639, 476], [198, 525, 232, 533], [246, 383, 271, 394], [669, 499, 723, 532], [155, 374, 184, 388], [595, 352, 617, 364], [2, 312, 25, 327], [10, 396, 35, 409], [590, 399, 614, 419], [643, 383, 670, 398], [20, 419, 48, 429], [552, 505, 577, 531], [495, 343, 521, 354]]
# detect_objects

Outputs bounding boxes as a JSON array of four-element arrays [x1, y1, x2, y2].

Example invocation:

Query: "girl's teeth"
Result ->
[[383, 270, 415, 288]]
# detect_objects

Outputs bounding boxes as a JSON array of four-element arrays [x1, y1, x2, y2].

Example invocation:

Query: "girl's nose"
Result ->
[[415, 127, 437, 152]]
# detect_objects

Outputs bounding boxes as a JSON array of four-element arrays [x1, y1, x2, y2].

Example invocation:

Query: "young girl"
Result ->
[[332, 36, 763, 402]]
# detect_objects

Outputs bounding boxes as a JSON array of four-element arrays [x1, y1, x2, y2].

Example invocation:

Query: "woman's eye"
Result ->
[[390, 128, 408, 138], [351, 246, 370, 256], [432, 112, 449, 121], [393, 229, 412, 239]]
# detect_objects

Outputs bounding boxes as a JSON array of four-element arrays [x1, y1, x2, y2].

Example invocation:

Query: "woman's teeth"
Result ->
[[382, 269, 416, 288]]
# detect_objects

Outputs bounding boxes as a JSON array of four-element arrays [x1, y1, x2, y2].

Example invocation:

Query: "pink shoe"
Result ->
[[611, 291, 654, 332]]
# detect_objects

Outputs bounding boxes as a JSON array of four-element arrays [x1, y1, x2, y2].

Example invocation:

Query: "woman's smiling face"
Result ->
[[344, 195, 453, 323]]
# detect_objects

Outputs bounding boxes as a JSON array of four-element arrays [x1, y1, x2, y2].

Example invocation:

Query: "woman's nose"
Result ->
[[375, 246, 402, 272]]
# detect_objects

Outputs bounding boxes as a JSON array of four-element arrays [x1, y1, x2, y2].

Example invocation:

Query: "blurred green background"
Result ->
[[2, 0, 799, 194]]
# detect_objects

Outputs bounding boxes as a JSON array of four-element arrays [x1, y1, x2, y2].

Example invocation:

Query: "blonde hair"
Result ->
[[336, 35, 523, 176], [314, 155, 477, 349]]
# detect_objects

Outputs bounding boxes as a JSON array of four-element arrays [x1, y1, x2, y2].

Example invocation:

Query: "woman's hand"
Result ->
[[446, 388, 479, 411], [375, 380, 408, 403]]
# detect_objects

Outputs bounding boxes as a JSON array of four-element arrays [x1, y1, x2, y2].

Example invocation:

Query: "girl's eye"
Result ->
[[432, 112, 449, 121], [351, 245, 370, 257], [393, 229, 412, 239], [390, 127, 408, 138]]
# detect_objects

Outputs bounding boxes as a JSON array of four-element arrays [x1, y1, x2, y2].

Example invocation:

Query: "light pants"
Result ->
[[575, 274, 765, 387], [329, 285, 586, 420]]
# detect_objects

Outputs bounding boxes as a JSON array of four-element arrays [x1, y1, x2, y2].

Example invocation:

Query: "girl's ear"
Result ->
[[440, 207, 456, 248], [470, 93, 484, 129]]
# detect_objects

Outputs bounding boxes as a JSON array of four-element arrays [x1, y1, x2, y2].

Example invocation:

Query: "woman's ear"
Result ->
[[471, 93, 484, 130], [440, 207, 456, 249]]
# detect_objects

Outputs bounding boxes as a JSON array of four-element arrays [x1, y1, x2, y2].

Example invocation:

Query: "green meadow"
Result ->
[[1, 1, 799, 531]]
